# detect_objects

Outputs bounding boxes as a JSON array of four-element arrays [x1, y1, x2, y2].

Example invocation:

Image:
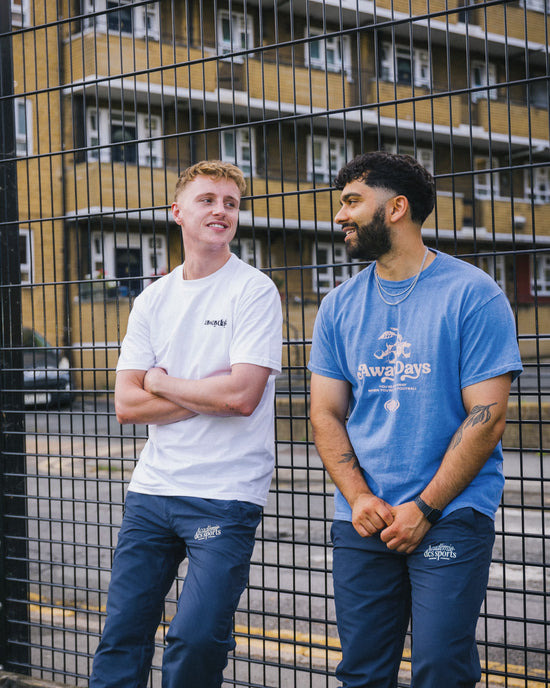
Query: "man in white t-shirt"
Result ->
[[90, 161, 282, 688]]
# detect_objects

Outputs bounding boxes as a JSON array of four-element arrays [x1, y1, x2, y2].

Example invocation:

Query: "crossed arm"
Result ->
[[309, 371, 512, 553], [115, 363, 272, 426]]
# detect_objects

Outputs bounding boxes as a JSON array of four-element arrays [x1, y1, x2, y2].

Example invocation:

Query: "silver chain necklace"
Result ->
[[374, 247, 429, 306]]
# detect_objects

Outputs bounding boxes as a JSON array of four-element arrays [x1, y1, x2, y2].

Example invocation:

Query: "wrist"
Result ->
[[414, 495, 442, 525]]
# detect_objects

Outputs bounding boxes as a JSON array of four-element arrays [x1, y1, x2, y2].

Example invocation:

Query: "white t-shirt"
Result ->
[[117, 254, 283, 506]]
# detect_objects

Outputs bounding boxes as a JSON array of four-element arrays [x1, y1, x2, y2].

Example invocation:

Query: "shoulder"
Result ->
[[432, 252, 504, 300], [229, 255, 280, 293]]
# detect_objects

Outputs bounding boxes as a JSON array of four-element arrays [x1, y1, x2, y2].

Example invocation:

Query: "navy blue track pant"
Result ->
[[89, 491, 261, 688], [331, 508, 495, 688]]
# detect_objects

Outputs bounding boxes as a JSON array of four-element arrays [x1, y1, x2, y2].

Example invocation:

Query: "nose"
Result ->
[[334, 205, 347, 224], [211, 199, 226, 215]]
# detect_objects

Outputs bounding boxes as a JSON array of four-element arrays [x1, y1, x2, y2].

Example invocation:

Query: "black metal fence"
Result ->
[[0, 1, 548, 686]]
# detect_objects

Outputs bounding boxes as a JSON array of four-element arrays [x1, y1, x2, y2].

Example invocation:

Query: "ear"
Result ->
[[388, 195, 409, 224], [171, 201, 183, 226]]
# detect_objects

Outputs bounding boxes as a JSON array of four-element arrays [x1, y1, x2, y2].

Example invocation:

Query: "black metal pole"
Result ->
[[0, 3, 30, 675]]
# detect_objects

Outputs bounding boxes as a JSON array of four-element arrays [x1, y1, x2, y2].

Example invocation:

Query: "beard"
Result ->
[[345, 206, 392, 261]]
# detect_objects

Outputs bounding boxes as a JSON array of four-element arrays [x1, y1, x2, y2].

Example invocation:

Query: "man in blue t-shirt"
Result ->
[[308, 152, 522, 688]]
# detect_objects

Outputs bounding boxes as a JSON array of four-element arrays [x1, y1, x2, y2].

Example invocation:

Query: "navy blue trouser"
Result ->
[[331, 508, 495, 688], [89, 491, 262, 688]]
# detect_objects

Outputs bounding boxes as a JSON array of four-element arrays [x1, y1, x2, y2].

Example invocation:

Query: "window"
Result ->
[[221, 129, 255, 176], [15, 98, 32, 156], [474, 157, 499, 199], [305, 30, 352, 77], [11, 0, 29, 27], [521, 0, 549, 12], [380, 43, 431, 88], [19, 228, 33, 284], [529, 81, 549, 109], [314, 243, 359, 294], [478, 255, 506, 292], [218, 11, 253, 59], [531, 255, 550, 296], [308, 135, 353, 184], [231, 238, 262, 267], [525, 167, 550, 204], [82, 0, 159, 39], [389, 145, 433, 174], [87, 232, 167, 298], [470, 61, 498, 102], [86, 108, 162, 167]]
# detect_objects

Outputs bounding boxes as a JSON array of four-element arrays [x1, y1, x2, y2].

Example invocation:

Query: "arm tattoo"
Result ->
[[338, 450, 361, 471], [450, 402, 497, 449]]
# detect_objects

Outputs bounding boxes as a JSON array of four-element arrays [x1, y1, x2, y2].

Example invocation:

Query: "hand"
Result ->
[[379, 501, 432, 554], [350, 493, 394, 538], [143, 367, 168, 395]]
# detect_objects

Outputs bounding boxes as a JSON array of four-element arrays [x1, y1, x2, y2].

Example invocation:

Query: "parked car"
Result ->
[[22, 328, 72, 408]]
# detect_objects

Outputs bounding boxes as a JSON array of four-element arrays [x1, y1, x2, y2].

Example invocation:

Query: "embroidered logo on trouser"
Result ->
[[194, 525, 222, 541]]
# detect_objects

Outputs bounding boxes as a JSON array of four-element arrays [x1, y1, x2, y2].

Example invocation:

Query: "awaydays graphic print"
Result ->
[[357, 327, 431, 394]]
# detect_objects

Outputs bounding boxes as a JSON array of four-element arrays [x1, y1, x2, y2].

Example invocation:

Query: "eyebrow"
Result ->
[[340, 191, 362, 204]]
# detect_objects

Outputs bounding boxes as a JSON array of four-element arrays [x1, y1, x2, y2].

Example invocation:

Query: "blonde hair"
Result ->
[[174, 160, 247, 200]]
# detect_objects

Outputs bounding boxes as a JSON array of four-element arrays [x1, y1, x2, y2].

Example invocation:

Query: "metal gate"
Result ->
[[0, 1, 548, 686]]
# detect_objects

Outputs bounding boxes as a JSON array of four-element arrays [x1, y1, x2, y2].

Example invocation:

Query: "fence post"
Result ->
[[0, 2, 30, 675]]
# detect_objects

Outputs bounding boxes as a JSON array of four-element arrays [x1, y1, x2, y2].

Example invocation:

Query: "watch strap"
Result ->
[[414, 495, 442, 525]]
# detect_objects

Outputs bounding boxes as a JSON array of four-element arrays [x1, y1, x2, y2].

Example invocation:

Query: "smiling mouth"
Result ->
[[343, 226, 357, 239]]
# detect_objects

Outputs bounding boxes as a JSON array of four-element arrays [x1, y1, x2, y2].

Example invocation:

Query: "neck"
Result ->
[[182, 248, 231, 280], [376, 245, 433, 281]]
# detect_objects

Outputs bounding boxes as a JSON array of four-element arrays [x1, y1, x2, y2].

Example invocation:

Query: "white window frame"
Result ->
[[90, 231, 167, 293], [478, 255, 506, 292], [531, 255, 550, 296], [521, 0, 549, 12], [221, 128, 256, 177], [19, 228, 33, 285], [11, 0, 29, 27], [314, 242, 360, 294], [82, 0, 159, 40], [308, 135, 353, 184], [230, 238, 262, 268], [86, 107, 162, 167], [380, 42, 431, 88], [389, 145, 433, 174], [474, 156, 499, 199], [525, 167, 550, 204], [305, 29, 352, 79], [15, 98, 33, 156], [217, 10, 254, 60], [470, 61, 498, 102]]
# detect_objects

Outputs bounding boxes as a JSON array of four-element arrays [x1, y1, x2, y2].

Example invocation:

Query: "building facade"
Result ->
[[10, 0, 550, 390]]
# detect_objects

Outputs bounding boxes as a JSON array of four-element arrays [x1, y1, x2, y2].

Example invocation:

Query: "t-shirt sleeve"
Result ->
[[230, 278, 283, 375], [460, 291, 523, 389], [307, 298, 347, 381], [116, 294, 156, 372]]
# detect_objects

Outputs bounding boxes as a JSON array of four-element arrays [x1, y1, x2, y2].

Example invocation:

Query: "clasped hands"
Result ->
[[350, 493, 432, 554]]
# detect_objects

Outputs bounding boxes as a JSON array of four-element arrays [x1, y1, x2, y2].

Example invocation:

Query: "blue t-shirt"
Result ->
[[308, 250, 523, 522]]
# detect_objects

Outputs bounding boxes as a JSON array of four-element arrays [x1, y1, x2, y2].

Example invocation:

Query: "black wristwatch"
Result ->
[[414, 495, 442, 525]]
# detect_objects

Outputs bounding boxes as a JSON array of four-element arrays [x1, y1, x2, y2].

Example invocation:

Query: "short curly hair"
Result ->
[[334, 151, 435, 225], [174, 160, 247, 200]]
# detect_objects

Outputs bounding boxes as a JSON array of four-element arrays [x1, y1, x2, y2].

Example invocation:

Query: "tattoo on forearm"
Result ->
[[338, 450, 360, 470], [450, 402, 497, 449]]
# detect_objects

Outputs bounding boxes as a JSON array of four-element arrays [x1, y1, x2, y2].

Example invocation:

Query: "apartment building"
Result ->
[[9, 0, 550, 389]]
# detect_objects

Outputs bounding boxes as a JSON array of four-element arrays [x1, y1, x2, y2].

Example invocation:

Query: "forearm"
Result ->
[[312, 413, 372, 505], [144, 364, 269, 417], [420, 402, 507, 511], [115, 370, 196, 425]]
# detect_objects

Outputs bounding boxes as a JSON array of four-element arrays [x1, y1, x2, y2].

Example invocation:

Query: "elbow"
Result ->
[[115, 400, 136, 425], [227, 391, 262, 417]]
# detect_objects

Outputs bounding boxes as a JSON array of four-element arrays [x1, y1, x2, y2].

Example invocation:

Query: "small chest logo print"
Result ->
[[194, 525, 222, 541], [204, 319, 227, 327], [423, 543, 457, 561]]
